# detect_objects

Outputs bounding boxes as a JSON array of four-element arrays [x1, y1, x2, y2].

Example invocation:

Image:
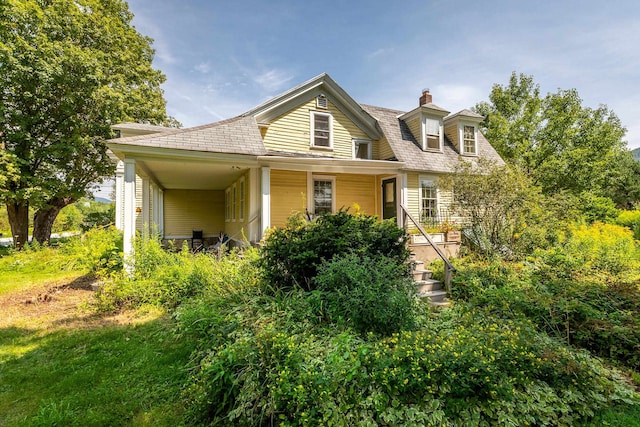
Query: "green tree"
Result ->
[[0, 0, 177, 248], [475, 72, 628, 199]]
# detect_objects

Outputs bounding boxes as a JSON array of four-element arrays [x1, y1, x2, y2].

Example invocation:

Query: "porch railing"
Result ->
[[401, 204, 455, 294]]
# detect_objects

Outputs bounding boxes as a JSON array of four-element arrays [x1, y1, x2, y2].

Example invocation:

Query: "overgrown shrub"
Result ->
[[259, 210, 409, 291], [577, 191, 619, 223], [97, 236, 258, 311], [181, 293, 637, 426], [309, 254, 421, 336], [451, 252, 640, 371], [60, 226, 123, 273], [616, 210, 640, 240]]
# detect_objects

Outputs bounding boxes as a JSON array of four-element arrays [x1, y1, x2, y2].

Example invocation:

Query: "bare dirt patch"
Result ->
[[0, 275, 99, 329], [1, 275, 164, 330]]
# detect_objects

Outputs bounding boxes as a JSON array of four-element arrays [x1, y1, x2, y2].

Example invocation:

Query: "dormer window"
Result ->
[[311, 111, 333, 149], [462, 125, 477, 155], [425, 117, 442, 151], [316, 94, 328, 109]]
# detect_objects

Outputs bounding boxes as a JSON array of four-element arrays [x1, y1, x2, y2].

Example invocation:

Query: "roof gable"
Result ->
[[243, 73, 381, 140]]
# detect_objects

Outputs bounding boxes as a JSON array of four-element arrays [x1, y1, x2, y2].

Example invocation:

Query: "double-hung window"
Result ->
[[311, 111, 332, 148], [312, 176, 335, 215], [420, 178, 438, 224], [425, 118, 441, 150], [462, 125, 477, 155]]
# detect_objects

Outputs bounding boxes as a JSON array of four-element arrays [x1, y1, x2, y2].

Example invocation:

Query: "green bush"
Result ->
[[616, 210, 640, 240], [451, 254, 640, 371], [60, 226, 123, 273], [578, 192, 619, 223], [259, 210, 409, 292], [309, 254, 421, 336], [181, 292, 637, 426], [97, 236, 259, 311]]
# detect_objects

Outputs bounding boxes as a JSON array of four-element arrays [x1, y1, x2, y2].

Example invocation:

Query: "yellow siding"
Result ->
[[406, 117, 422, 148], [378, 136, 395, 161], [263, 99, 370, 159], [335, 174, 376, 214], [164, 190, 225, 238], [444, 122, 459, 151], [406, 173, 421, 231], [270, 170, 307, 228]]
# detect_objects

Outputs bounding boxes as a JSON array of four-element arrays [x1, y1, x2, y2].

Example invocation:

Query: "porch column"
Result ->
[[115, 161, 124, 230], [158, 189, 164, 236], [399, 173, 408, 228], [152, 184, 159, 232], [123, 158, 137, 270], [261, 167, 271, 234], [248, 168, 261, 242], [141, 177, 150, 237]]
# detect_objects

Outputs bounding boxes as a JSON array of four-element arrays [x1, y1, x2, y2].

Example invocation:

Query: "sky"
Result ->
[[123, 0, 640, 152]]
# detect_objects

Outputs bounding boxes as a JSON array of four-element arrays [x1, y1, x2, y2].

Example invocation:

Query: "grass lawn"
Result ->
[[0, 270, 192, 426]]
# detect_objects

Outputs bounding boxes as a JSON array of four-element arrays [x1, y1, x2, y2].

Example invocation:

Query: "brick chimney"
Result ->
[[419, 88, 432, 106]]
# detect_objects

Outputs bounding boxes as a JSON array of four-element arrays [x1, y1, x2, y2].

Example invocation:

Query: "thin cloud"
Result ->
[[253, 69, 295, 93]]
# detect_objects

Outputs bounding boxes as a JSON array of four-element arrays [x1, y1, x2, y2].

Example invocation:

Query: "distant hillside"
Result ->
[[633, 148, 640, 162], [94, 197, 113, 204]]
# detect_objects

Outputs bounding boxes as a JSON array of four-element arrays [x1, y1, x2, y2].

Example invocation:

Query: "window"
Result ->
[[311, 111, 332, 148], [231, 184, 237, 221], [353, 139, 372, 159], [225, 188, 231, 222], [425, 118, 441, 150], [462, 125, 477, 155], [420, 178, 438, 224], [312, 176, 335, 215], [239, 177, 245, 221]]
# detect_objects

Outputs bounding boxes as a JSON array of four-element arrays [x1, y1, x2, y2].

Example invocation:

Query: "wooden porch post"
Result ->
[[115, 161, 124, 230], [123, 158, 136, 272], [261, 167, 271, 236]]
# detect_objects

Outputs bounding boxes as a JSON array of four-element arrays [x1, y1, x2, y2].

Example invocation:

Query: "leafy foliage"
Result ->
[[310, 254, 421, 336], [181, 289, 637, 426], [616, 210, 640, 240], [0, 0, 177, 246], [259, 210, 409, 291], [475, 72, 635, 206], [451, 224, 640, 370]]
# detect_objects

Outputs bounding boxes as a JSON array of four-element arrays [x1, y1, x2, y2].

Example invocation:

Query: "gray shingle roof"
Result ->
[[108, 116, 266, 156], [361, 104, 504, 173]]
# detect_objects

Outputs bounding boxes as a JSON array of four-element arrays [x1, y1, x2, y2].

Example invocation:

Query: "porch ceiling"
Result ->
[[137, 158, 248, 190]]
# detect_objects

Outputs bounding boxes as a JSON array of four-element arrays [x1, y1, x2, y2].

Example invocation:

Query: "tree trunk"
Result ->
[[33, 197, 74, 245], [6, 201, 29, 249]]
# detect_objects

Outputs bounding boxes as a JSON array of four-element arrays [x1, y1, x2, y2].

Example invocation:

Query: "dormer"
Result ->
[[444, 109, 484, 156], [399, 89, 450, 152]]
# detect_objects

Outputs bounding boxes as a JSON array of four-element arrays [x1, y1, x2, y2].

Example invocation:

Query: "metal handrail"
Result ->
[[400, 204, 455, 293]]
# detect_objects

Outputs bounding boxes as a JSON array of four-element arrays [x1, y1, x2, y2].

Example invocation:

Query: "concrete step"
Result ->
[[415, 279, 443, 293], [431, 300, 453, 308], [419, 289, 447, 303], [411, 259, 424, 270], [413, 268, 433, 281]]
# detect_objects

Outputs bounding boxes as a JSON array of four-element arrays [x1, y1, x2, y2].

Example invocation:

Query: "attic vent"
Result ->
[[316, 94, 328, 109]]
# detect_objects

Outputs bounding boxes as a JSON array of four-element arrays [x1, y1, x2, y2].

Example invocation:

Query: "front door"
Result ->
[[382, 178, 397, 220]]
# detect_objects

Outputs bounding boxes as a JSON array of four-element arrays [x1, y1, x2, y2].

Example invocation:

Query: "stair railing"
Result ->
[[400, 204, 455, 293]]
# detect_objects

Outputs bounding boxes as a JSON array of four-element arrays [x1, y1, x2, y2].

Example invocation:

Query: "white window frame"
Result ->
[[308, 174, 336, 216], [419, 176, 439, 224], [460, 123, 478, 156], [238, 177, 245, 222], [231, 183, 237, 222], [310, 111, 333, 149], [352, 139, 372, 160], [225, 187, 231, 222], [423, 116, 443, 152]]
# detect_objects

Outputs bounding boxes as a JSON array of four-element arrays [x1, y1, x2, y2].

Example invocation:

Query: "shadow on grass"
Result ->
[[0, 314, 194, 426]]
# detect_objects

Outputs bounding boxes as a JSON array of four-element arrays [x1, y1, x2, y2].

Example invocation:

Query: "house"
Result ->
[[107, 73, 503, 259]]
